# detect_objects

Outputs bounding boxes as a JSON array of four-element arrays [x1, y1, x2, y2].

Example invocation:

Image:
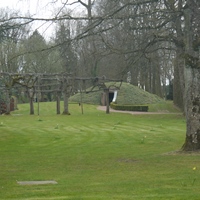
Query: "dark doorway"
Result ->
[[109, 92, 114, 103]]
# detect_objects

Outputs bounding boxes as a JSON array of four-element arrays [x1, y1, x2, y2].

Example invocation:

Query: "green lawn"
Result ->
[[0, 102, 199, 200]]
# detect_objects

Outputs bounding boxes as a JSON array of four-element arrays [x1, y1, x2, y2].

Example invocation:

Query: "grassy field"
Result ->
[[0, 102, 200, 200]]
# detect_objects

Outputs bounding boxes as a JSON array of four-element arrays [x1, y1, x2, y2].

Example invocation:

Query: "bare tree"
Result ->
[[1, 0, 200, 150]]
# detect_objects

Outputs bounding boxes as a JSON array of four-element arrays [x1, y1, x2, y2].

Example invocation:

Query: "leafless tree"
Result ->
[[1, 0, 200, 150]]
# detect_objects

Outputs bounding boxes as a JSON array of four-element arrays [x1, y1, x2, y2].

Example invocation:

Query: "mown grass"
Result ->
[[0, 102, 200, 200], [148, 101, 181, 112]]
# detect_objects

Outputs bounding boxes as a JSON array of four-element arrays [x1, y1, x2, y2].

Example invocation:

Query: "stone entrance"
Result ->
[[101, 90, 117, 106]]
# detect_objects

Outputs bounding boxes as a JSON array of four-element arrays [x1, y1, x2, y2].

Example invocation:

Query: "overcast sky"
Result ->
[[0, 0, 64, 18], [0, 0, 82, 39], [0, 0, 86, 38], [0, 0, 82, 15]]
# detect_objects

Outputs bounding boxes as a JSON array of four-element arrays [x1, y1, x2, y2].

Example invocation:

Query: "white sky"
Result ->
[[0, 0, 84, 39], [1, 0, 52, 16], [0, 0, 84, 18], [0, 0, 58, 38]]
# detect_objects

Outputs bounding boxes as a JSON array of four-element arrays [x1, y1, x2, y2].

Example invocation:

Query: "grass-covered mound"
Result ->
[[70, 87, 102, 105], [69, 82, 165, 105], [115, 82, 165, 105]]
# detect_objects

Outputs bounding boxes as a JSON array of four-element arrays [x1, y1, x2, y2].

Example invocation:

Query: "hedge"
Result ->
[[110, 102, 148, 112]]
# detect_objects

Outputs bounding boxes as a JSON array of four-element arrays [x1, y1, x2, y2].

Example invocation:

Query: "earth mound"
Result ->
[[69, 82, 165, 105]]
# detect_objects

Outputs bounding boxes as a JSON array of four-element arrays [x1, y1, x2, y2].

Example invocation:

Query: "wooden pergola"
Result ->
[[0, 72, 122, 115]]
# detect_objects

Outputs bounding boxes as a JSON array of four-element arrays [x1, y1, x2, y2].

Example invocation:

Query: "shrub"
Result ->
[[110, 102, 148, 112]]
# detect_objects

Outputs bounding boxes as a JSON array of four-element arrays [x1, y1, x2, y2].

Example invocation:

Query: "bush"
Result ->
[[110, 102, 148, 112]]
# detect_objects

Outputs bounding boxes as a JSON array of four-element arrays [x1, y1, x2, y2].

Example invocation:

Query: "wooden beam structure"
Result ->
[[0, 72, 123, 114]]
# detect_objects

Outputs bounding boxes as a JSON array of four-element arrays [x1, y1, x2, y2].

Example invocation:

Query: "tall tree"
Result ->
[[180, 1, 200, 150], [2, 0, 200, 150], [88, 0, 200, 150], [22, 30, 49, 73], [55, 21, 77, 73]]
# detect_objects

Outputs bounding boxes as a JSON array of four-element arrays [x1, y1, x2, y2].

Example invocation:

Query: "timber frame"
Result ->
[[0, 72, 122, 114]]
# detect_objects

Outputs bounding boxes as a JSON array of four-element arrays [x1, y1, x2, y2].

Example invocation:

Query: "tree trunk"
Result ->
[[173, 49, 184, 111], [182, 67, 200, 151], [29, 97, 34, 115], [155, 63, 162, 98], [56, 93, 61, 115], [62, 93, 70, 115], [28, 89, 35, 115], [181, 5, 200, 151], [105, 88, 110, 114], [5, 89, 10, 115]]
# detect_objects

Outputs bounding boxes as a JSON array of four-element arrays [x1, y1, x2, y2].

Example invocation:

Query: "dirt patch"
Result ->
[[17, 180, 58, 185], [117, 158, 140, 163], [163, 150, 200, 155]]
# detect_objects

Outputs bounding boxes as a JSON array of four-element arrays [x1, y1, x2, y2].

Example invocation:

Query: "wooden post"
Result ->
[[37, 93, 40, 116], [105, 88, 110, 114], [56, 92, 60, 114], [79, 82, 84, 114], [29, 88, 35, 115], [80, 90, 84, 114], [37, 77, 40, 116]]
